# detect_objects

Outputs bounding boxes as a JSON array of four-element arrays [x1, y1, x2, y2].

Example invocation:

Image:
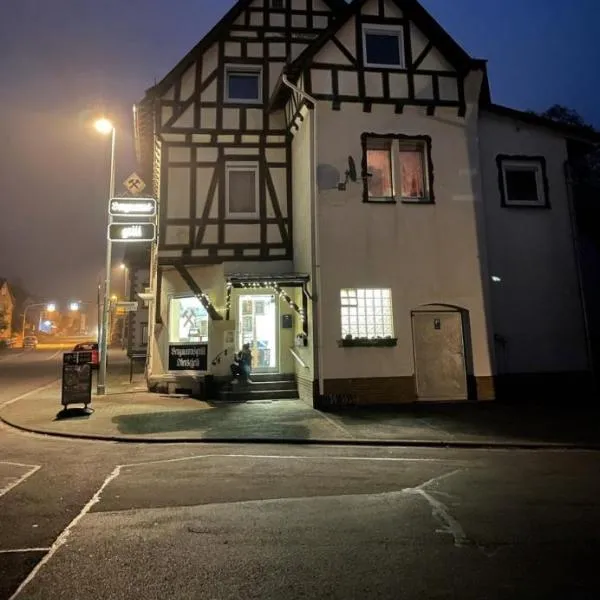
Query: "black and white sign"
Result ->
[[62, 352, 92, 407], [110, 197, 156, 217], [168, 343, 208, 371], [109, 223, 156, 242]]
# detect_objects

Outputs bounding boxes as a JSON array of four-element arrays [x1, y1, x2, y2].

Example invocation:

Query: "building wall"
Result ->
[[315, 102, 493, 401], [128, 268, 150, 355], [478, 112, 588, 377]]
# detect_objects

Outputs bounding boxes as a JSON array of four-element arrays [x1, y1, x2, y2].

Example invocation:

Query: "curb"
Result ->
[[2, 413, 600, 451]]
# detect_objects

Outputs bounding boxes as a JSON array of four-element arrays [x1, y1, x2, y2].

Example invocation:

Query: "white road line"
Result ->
[[8, 466, 123, 600], [0, 379, 60, 410], [0, 548, 50, 554], [402, 469, 469, 548], [0, 463, 41, 499], [44, 350, 63, 361], [121, 453, 449, 468]]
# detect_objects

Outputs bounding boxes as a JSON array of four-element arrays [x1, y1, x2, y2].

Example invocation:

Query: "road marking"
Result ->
[[8, 465, 123, 600], [8, 453, 457, 598], [0, 548, 50, 554], [0, 462, 41, 499], [121, 453, 449, 469], [44, 350, 63, 361], [402, 469, 469, 548], [0, 379, 60, 410]]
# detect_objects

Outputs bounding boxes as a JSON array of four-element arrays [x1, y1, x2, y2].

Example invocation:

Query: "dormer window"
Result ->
[[362, 26, 405, 68], [225, 66, 262, 104]]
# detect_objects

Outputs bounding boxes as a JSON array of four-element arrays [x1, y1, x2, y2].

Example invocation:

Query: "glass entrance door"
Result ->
[[238, 294, 278, 373]]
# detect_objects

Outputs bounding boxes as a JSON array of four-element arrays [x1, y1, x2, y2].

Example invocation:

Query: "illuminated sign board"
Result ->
[[108, 223, 156, 242], [109, 197, 156, 217]]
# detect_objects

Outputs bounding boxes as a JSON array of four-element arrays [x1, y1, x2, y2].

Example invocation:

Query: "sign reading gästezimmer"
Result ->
[[110, 197, 156, 217], [168, 343, 208, 371]]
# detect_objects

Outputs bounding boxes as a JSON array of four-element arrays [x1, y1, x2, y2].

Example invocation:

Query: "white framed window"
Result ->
[[225, 66, 262, 103], [168, 296, 209, 344], [362, 26, 405, 69], [497, 155, 549, 208], [340, 288, 394, 339], [226, 163, 259, 217], [364, 135, 433, 203]]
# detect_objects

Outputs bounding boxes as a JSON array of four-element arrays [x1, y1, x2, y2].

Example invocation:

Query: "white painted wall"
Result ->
[[315, 102, 493, 381], [478, 112, 588, 373]]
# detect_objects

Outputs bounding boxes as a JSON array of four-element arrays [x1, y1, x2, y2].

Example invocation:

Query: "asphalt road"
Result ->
[[1, 352, 600, 599]]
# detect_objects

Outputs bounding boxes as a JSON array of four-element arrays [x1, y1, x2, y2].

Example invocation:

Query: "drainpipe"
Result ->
[[564, 161, 597, 394], [281, 74, 324, 401]]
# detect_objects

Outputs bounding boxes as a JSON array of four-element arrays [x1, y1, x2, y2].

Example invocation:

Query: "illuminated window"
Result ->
[[169, 297, 209, 344], [363, 27, 404, 68], [497, 156, 549, 208], [363, 134, 433, 203], [366, 138, 394, 200], [225, 66, 262, 103], [226, 163, 259, 217], [340, 289, 394, 339]]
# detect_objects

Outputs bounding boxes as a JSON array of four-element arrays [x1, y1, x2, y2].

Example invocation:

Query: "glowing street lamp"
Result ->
[[46, 303, 56, 312], [94, 116, 116, 395], [21, 302, 56, 342], [69, 302, 80, 311]]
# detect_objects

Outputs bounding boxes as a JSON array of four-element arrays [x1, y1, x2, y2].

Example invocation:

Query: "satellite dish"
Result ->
[[347, 156, 357, 182]]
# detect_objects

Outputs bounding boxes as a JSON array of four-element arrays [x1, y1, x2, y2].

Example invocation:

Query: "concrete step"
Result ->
[[236, 380, 297, 392], [219, 387, 299, 402], [248, 373, 296, 382]]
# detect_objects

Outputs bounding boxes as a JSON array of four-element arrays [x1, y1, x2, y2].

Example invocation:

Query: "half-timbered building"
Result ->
[[134, 0, 599, 405]]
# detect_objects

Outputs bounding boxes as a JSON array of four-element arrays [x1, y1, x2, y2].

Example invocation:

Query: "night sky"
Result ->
[[0, 0, 598, 304]]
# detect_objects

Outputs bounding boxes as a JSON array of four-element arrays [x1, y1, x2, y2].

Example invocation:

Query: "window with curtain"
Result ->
[[398, 143, 427, 200], [366, 139, 394, 200]]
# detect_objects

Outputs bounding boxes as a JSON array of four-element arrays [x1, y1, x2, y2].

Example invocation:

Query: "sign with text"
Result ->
[[61, 352, 92, 407], [168, 343, 208, 371], [108, 223, 156, 243], [110, 197, 156, 217], [116, 301, 139, 312]]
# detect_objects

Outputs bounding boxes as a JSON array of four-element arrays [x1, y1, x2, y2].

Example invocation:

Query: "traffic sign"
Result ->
[[123, 172, 146, 195], [116, 301, 138, 312], [110, 197, 156, 217], [108, 223, 156, 242]]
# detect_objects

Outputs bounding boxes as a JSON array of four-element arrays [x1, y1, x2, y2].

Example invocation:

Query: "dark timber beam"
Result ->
[[173, 263, 223, 320]]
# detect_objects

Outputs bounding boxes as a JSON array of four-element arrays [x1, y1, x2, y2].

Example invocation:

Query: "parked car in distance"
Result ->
[[73, 342, 99, 369], [23, 336, 38, 349]]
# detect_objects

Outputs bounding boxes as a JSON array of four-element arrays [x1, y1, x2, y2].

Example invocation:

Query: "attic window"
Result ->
[[363, 26, 405, 68], [225, 66, 262, 104]]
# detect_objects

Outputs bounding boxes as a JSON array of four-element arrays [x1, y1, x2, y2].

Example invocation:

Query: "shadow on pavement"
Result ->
[[55, 407, 94, 421], [112, 402, 313, 439], [327, 401, 600, 445]]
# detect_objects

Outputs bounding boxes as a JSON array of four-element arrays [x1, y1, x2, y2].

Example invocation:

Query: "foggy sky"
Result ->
[[0, 0, 598, 304]]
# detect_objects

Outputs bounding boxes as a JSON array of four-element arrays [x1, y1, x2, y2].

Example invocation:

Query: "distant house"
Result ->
[[133, 0, 600, 405], [0, 279, 15, 340]]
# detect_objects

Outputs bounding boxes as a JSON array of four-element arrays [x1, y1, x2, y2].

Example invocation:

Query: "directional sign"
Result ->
[[108, 223, 156, 243], [110, 197, 156, 217], [116, 301, 139, 312], [123, 172, 146, 195]]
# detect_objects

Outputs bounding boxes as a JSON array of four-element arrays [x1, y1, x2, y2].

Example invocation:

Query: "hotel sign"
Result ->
[[108, 223, 156, 242], [109, 197, 156, 217]]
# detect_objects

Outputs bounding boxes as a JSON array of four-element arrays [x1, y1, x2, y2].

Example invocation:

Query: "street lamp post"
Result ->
[[120, 263, 129, 349], [95, 118, 116, 395], [21, 303, 56, 344]]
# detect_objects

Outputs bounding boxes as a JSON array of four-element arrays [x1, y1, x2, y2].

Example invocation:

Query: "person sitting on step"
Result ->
[[230, 343, 253, 384]]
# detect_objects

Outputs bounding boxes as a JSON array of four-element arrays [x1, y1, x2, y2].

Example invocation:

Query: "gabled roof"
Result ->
[[142, 0, 348, 101], [271, 0, 479, 108], [289, 0, 476, 77]]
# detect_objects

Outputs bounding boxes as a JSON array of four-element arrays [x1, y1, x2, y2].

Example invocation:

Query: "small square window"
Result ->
[[226, 67, 261, 103], [497, 156, 549, 208], [226, 164, 259, 217], [363, 27, 404, 68]]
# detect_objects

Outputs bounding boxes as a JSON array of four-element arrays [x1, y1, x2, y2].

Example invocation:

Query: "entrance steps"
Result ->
[[218, 373, 299, 402]]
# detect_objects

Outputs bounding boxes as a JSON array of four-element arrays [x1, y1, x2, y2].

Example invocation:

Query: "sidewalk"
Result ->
[[1, 352, 599, 448]]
